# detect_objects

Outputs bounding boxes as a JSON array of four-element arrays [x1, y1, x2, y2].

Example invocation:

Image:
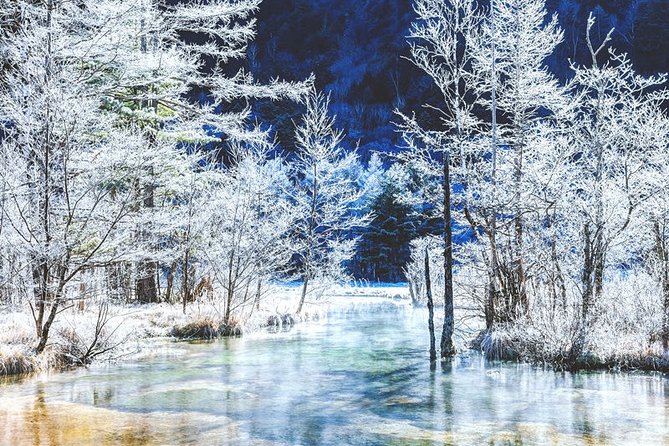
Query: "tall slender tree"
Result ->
[[469, 0, 564, 321], [398, 0, 481, 357], [291, 89, 369, 314]]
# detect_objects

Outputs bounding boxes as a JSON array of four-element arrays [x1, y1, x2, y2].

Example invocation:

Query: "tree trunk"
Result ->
[[551, 236, 567, 313], [425, 247, 436, 362], [485, 217, 499, 329], [136, 260, 158, 304], [32, 260, 47, 339], [486, 1, 499, 330], [653, 222, 669, 350], [165, 260, 176, 303], [662, 272, 669, 351], [581, 223, 596, 321], [224, 285, 234, 326], [35, 301, 58, 354], [182, 252, 189, 314], [440, 155, 456, 358], [255, 279, 262, 310], [511, 48, 528, 319], [297, 275, 309, 314], [513, 212, 527, 316], [35, 265, 66, 354], [593, 230, 605, 299], [573, 223, 596, 359], [34, 0, 55, 345]]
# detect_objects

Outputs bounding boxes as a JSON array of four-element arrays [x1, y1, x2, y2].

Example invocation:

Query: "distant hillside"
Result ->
[[251, 0, 668, 158]]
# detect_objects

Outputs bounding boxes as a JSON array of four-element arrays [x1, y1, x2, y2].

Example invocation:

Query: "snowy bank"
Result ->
[[0, 284, 410, 378]]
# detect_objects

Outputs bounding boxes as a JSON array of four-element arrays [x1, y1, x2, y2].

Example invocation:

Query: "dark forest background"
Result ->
[[247, 0, 669, 282]]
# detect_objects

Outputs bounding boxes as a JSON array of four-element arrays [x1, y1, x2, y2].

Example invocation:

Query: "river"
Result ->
[[1, 298, 668, 445]]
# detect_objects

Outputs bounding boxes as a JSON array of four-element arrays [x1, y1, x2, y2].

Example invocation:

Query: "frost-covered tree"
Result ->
[[467, 13, 669, 363], [291, 90, 369, 314], [469, 0, 565, 322], [0, 0, 312, 352], [0, 0, 172, 352], [645, 142, 669, 350], [203, 146, 295, 326], [397, 0, 481, 357], [561, 15, 669, 356], [94, 0, 312, 304]]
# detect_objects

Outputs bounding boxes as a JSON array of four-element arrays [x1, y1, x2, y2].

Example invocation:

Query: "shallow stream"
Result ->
[[1, 299, 668, 445]]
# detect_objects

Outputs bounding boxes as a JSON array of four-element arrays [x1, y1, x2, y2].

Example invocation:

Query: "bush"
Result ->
[[171, 318, 219, 340], [478, 329, 520, 361], [171, 317, 243, 339]]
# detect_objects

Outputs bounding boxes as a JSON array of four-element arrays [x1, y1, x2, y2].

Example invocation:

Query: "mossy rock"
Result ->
[[218, 323, 242, 337], [266, 314, 295, 328], [573, 352, 606, 369]]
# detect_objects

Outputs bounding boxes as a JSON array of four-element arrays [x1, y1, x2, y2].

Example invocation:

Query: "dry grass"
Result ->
[[170, 319, 218, 339], [477, 328, 520, 361], [0, 346, 39, 376]]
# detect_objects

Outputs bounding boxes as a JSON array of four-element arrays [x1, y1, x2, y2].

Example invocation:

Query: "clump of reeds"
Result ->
[[171, 317, 220, 340], [479, 328, 520, 361], [0, 347, 39, 376]]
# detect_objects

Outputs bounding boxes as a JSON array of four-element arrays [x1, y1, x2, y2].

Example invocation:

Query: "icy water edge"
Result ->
[[1, 299, 668, 445]]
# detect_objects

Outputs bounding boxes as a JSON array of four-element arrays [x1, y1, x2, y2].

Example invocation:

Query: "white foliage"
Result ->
[[290, 89, 371, 311]]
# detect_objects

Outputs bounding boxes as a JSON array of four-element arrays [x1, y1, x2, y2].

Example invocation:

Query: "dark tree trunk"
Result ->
[[35, 265, 66, 354], [136, 261, 158, 304], [581, 223, 594, 320], [485, 221, 498, 330], [440, 155, 456, 358], [224, 285, 234, 326], [549, 229, 567, 313], [255, 279, 262, 310], [32, 260, 47, 339], [653, 222, 669, 350], [297, 275, 309, 314], [165, 260, 176, 303], [34, 0, 55, 350], [486, 3, 499, 330], [594, 229, 605, 299], [182, 252, 190, 314], [424, 247, 436, 362], [574, 222, 599, 359], [513, 215, 527, 316]]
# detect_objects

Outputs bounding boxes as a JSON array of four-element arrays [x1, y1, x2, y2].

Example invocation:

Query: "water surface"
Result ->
[[1, 300, 668, 445]]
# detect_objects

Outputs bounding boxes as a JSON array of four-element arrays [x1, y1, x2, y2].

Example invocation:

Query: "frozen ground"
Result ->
[[0, 283, 412, 376]]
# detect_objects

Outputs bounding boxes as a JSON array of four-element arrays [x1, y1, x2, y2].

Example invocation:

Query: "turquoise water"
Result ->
[[1, 301, 668, 445]]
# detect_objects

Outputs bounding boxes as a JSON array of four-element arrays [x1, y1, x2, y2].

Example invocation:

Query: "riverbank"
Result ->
[[476, 324, 669, 374], [0, 284, 411, 378], [6, 280, 667, 380]]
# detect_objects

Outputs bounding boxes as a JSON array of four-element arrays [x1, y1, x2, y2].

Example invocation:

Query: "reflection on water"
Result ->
[[2, 302, 669, 445]]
